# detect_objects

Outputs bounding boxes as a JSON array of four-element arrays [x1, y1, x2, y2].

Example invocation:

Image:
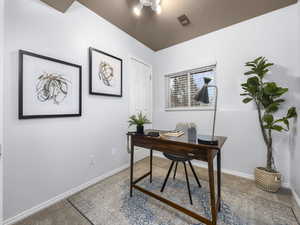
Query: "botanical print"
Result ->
[[99, 61, 114, 87], [36, 72, 71, 105]]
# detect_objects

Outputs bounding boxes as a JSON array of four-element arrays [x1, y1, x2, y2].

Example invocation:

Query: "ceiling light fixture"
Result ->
[[133, 0, 162, 16]]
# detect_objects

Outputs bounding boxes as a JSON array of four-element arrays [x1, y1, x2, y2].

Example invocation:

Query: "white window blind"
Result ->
[[165, 65, 216, 110]]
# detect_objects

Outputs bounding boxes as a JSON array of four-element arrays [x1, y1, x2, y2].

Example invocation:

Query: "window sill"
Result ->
[[165, 107, 214, 112]]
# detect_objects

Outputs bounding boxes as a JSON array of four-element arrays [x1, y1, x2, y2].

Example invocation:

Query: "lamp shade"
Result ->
[[194, 77, 212, 104]]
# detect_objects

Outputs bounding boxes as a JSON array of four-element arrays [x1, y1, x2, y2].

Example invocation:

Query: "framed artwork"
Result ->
[[89, 47, 123, 97], [19, 50, 82, 119]]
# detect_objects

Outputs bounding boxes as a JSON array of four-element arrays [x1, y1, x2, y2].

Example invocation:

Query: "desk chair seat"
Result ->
[[161, 152, 202, 205], [163, 153, 188, 162]]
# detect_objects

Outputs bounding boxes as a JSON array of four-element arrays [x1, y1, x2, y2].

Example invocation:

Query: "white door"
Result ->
[[129, 57, 152, 161]]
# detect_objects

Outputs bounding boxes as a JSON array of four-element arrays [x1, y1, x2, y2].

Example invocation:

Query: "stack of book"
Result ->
[[162, 130, 184, 137]]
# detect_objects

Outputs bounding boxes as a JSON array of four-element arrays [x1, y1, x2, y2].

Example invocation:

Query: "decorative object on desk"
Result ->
[[128, 112, 151, 135], [146, 131, 160, 137], [19, 50, 82, 119], [162, 130, 184, 137], [194, 77, 219, 145], [187, 123, 197, 142], [89, 47, 122, 97], [241, 56, 297, 192]]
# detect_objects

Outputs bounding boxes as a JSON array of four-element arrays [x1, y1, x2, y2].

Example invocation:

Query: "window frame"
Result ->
[[164, 64, 217, 111]]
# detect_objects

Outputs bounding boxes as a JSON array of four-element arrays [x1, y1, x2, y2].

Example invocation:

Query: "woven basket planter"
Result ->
[[255, 167, 281, 193]]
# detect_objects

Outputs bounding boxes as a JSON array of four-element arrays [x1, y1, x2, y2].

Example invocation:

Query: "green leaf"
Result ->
[[262, 83, 288, 98], [262, 69, 269, 75], [263, 82, 277, 95], [265, 102, 279, 113], [244, 77, 260, 95], [245, 63, 256, 68], [244, 71, 256, 75], [253, 57, 263, 64], [263, 125, 271, 129], [274, 99, 285, 104], [275, 87, 288, 96], [283, 119, 289, 130], [274, 118, 284, 123], [247, 76, 259, 86], [263, 114, 274, 124], [243, 98, 253, 103], [287, 107, 297, 118], [264, 63, 274, 68], [271, 125, 284, 132], [261, 94, 272, 108]]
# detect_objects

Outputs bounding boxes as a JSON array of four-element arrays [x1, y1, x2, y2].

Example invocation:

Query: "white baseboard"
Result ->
[[4, 163, 131, 225], [153, 152, 290, 188], [291, 187, 300, 208]]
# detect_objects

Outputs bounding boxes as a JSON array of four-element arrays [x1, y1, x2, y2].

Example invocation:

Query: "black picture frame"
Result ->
[[19, 50, 82, 119], [89, 47, 123, 97]]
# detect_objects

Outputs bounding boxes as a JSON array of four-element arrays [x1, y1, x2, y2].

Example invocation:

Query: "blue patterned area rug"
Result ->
[[68, 169, 298, 225]]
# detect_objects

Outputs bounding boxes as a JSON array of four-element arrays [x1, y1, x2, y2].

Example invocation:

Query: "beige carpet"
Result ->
[[14, 157, 300, 225]]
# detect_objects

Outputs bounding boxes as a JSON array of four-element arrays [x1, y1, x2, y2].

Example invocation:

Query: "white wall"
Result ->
[[153, 3, 300, 184], [3, 0, 154, 220], [290, 1, 300, 202], [0, 0, 4, 222]]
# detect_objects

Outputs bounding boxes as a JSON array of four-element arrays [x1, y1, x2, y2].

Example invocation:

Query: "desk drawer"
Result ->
[[132, 136, 209, 161]]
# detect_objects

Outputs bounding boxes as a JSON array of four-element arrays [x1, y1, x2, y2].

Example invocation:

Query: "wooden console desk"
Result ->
[[127, 132, 227, 225]]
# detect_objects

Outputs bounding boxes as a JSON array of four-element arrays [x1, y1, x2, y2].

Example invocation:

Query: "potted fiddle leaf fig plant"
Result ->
[[241, 57, 297, 192], [128, 112, 151, 135]]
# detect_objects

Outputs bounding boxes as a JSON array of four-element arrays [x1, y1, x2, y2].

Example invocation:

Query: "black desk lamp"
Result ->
[[194, 77, 219, 145]]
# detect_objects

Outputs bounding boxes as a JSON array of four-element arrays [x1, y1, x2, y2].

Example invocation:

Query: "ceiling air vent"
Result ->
[[178, 14, 191, 26]]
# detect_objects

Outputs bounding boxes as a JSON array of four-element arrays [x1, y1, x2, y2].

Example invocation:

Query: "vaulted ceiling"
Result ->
[[40, 0, 297, 51]]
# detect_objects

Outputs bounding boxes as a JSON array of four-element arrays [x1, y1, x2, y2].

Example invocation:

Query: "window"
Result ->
[[165, 65, 216, 110]]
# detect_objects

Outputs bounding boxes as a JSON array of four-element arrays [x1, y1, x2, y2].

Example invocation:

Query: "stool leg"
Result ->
[[183, 162, 193, 205], [188, 160, 202, 188], [173, 161, 178, 179], [161, 161, 175, 192]]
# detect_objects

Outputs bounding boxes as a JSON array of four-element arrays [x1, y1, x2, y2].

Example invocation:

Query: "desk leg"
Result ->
[[150, 149, 153, 183], [217, 151, 221, 212], [208, 156, 217, 225], [130, 142, 134, 197]]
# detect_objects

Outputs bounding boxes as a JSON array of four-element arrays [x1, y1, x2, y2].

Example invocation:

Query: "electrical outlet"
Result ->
[[89, 154, 95, 166]]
